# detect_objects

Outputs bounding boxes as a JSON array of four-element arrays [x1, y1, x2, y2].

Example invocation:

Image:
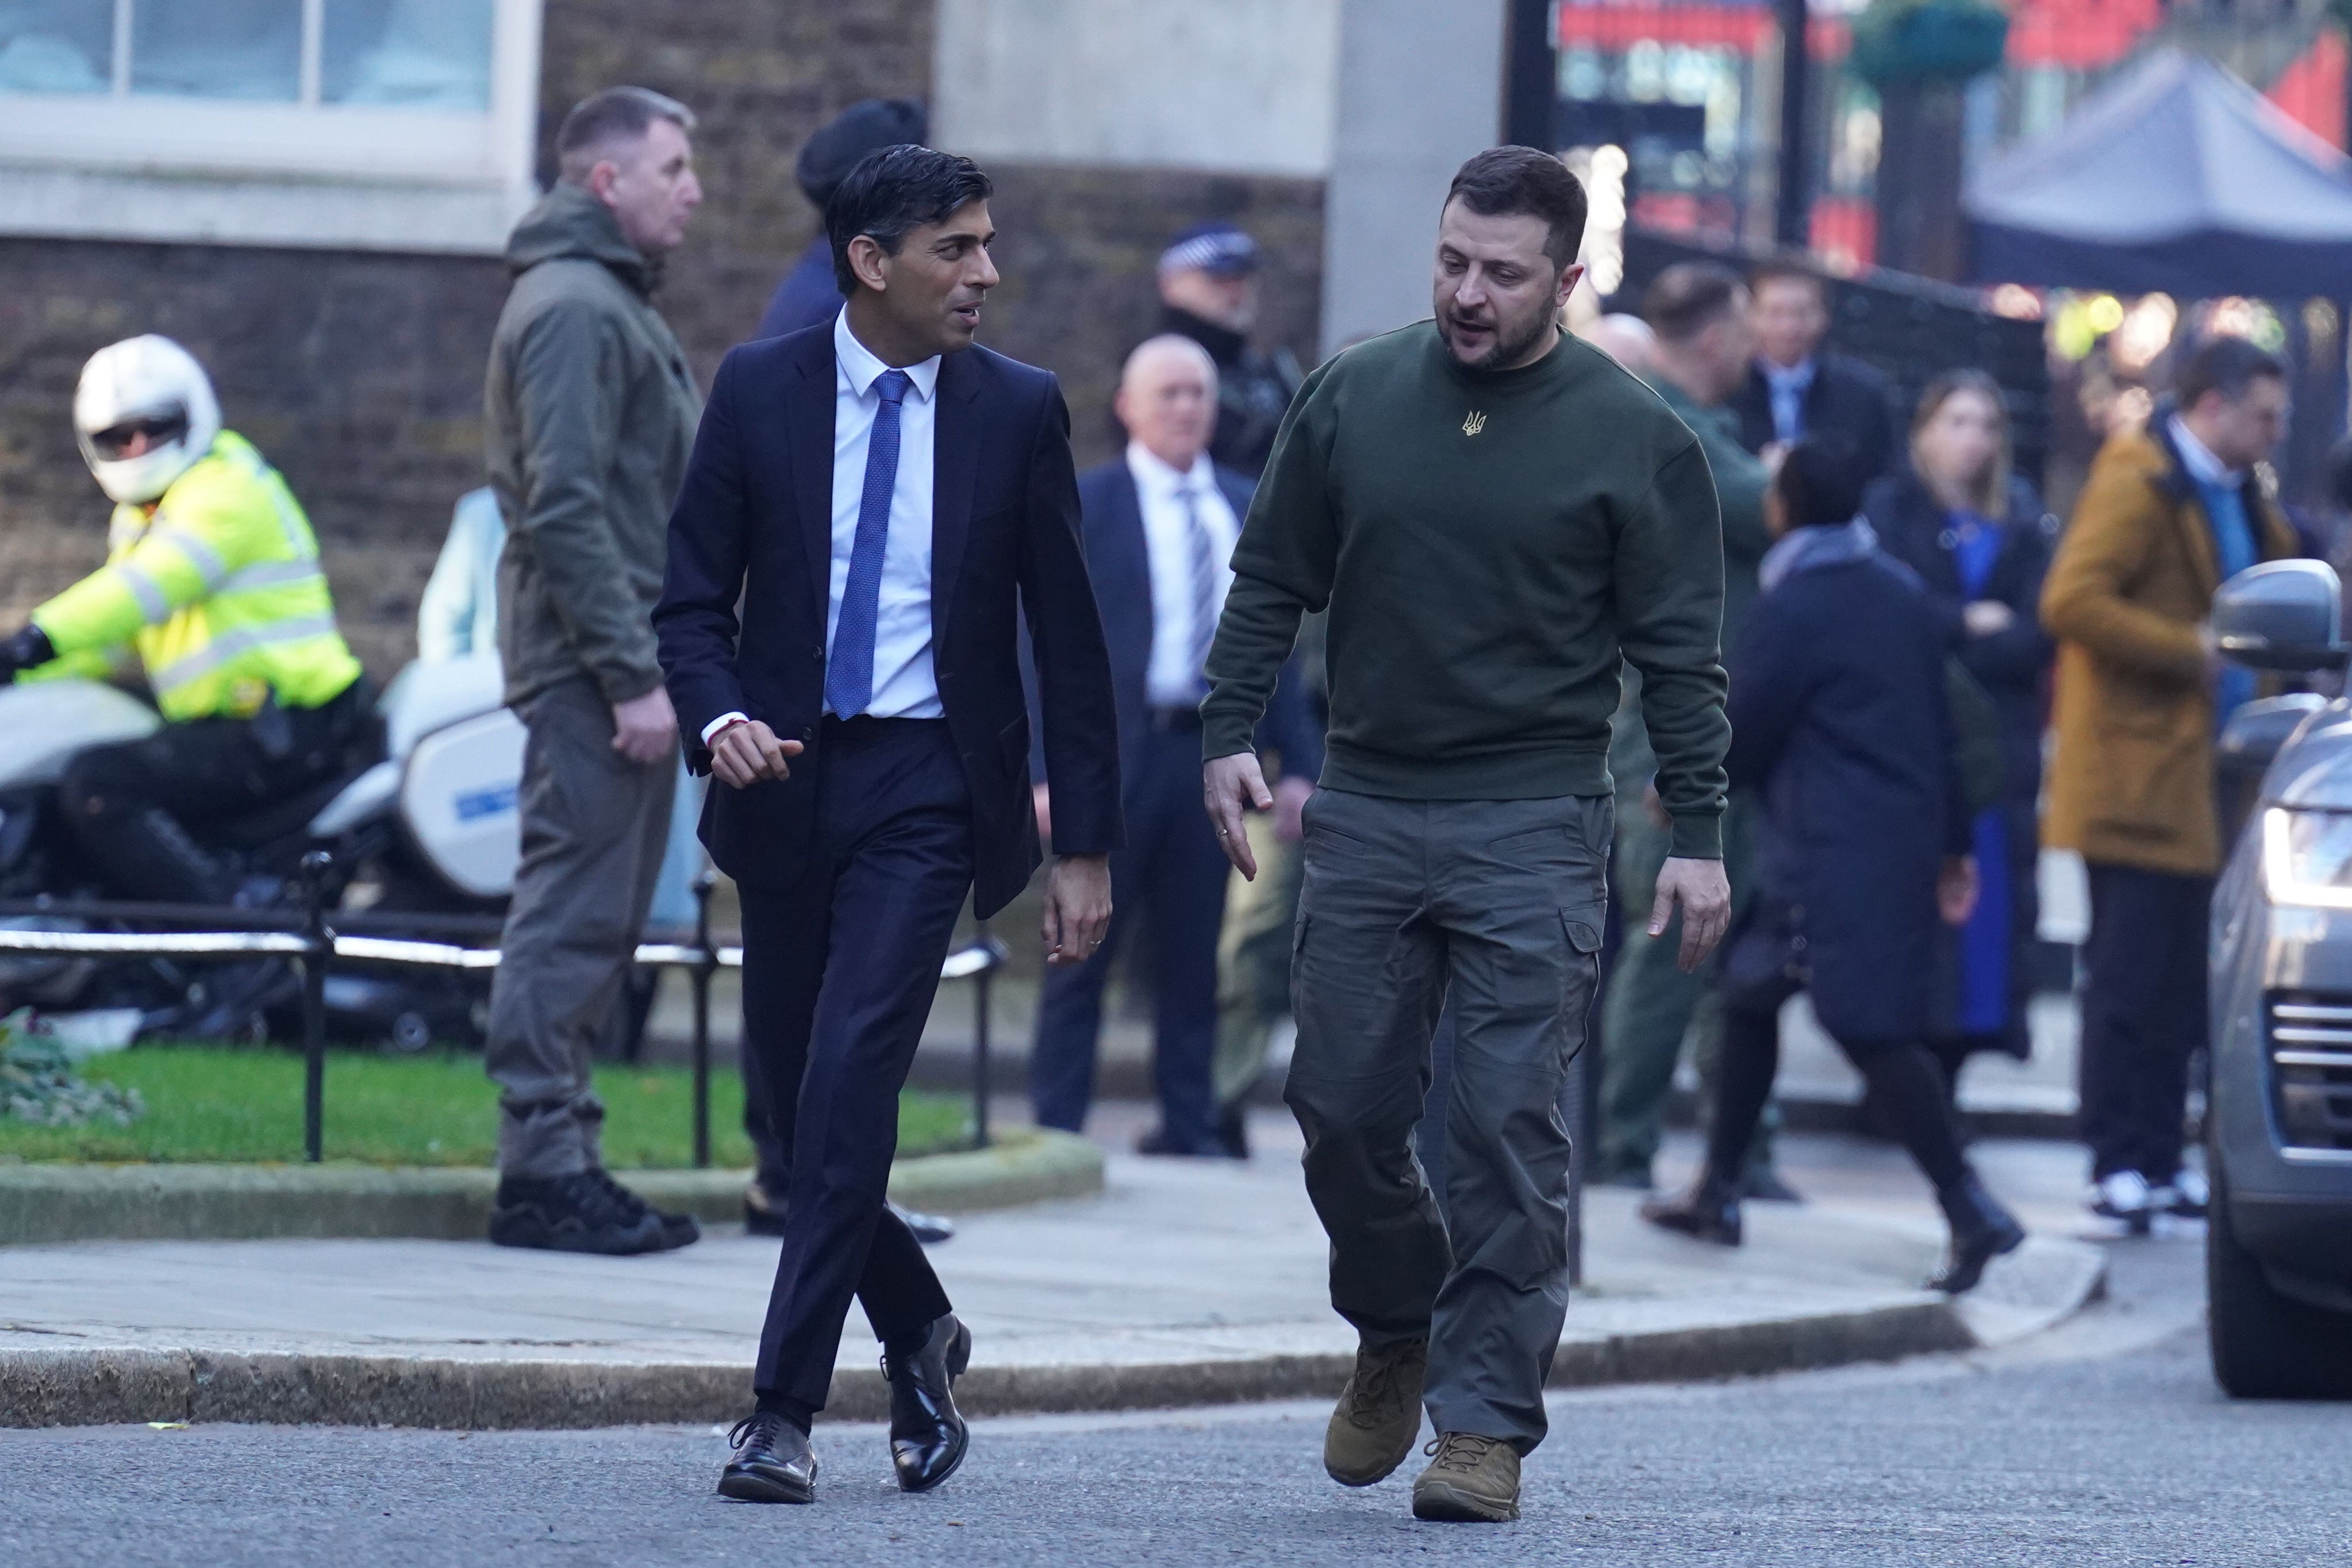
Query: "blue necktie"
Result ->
[[826, 368, 912, 717]]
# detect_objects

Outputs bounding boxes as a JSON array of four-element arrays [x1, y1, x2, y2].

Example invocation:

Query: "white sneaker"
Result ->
[[2090, 1170, 2155, 1233], [2153, 1167, 2210, 1219]]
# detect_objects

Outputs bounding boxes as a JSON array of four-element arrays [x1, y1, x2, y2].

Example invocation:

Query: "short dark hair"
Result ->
[[2176, 334, 2287, 411], [1643, 262, 1746, 344], [1443, 145, 1588, 270], [827, 144, 994, 294], [1749, 259, 1826, 302], [1775, 436, 1869, 529], [556, 86, 694, 182]]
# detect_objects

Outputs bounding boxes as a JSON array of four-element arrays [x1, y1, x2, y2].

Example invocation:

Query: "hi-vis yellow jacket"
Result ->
[[29, 431, 361, 721]]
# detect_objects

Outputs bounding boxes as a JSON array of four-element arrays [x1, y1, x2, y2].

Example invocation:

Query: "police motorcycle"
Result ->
[[0, 655, 525, 1048]]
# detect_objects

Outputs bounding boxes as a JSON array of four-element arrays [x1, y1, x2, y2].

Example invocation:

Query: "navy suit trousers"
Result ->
[[1029, 720, 1228, 1152], [744, 716, 965, 1406]]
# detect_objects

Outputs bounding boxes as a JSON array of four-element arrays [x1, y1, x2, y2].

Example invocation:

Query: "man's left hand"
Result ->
[[1204, 752, 1274, 879], [1042, 852, 1112, 967], [1651, 856, 1731, 973]]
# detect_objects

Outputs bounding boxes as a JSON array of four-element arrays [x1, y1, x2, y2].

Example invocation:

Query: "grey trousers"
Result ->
[[486, 675, 677, 1177], [1288, 787, 1609, 1455]]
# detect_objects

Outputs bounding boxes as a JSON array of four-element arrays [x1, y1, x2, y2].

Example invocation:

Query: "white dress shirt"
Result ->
[[703, 309, 943, 745], [1127, 441, 1239, 708]]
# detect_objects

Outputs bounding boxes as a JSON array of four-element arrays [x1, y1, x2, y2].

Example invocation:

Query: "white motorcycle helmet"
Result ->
[[74, 335, 222, 505]]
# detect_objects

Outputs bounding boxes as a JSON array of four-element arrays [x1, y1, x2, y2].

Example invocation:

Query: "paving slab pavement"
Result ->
[[0, 1115, 2102, 1429]]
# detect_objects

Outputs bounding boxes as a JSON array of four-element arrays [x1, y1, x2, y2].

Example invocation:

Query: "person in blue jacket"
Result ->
[[1642, 437, 2027, 1294]]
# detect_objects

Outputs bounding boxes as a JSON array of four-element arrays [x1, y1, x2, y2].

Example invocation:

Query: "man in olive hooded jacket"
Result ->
[[481, 86, 706, 1255]]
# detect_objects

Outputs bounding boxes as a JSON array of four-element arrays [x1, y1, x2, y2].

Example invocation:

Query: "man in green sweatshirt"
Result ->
[[1201, 147, 1731, 1524]]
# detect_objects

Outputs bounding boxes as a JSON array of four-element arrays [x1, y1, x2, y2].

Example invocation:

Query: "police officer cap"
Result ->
[[797, 98, 929, 206], [1159, 222, 1260, 279]]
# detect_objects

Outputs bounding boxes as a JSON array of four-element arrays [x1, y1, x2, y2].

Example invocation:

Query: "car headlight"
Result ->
[[2262, 807, 2352, 908]]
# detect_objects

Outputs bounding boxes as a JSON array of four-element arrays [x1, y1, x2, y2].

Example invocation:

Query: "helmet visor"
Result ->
[[86, 410, 190, 462]]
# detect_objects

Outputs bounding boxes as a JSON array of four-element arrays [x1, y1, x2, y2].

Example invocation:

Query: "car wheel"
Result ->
[[2207, 1149, 2352, 1400]]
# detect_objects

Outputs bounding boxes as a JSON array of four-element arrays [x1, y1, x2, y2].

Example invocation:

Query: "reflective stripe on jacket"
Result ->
[[29, 431, 362, 720]]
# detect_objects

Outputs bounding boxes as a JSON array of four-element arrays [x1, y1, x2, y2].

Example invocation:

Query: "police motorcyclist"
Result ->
[[0, 336, 368, 910], [1153, 221, 1304, 478]]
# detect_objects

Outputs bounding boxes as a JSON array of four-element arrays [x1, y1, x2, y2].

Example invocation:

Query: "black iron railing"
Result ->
[[0, 855, 1008, 1165]]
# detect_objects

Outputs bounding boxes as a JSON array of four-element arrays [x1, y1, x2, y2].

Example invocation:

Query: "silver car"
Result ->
[[2207, 558, 2352, 1399]]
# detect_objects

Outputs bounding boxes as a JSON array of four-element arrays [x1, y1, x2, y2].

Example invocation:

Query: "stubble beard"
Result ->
[[1444, 305, 1556, 372]]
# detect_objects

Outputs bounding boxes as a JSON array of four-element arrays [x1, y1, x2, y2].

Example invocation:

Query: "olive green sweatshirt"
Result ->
[[1201, 322, 1731, 858]]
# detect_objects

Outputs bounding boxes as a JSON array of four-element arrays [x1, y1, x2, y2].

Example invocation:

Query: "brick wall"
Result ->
[[535, 0, 938, 390], [0, 0, 1323, 679], [978, 163, 1324, 470], [0, 240, 505, 678]]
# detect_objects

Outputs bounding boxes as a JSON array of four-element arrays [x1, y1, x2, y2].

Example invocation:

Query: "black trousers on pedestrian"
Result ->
[[743, 716, 962, 1410], [2079, 861, 2212, 1184], [57, 680, 368, 905], [1028, 719, 1227, 1153]]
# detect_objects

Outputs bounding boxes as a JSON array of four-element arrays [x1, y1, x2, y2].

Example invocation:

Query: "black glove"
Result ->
[[0, 625, 56, 686]]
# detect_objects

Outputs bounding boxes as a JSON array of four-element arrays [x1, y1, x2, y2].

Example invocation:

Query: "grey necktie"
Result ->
[[1181, 483, 1221, 697]]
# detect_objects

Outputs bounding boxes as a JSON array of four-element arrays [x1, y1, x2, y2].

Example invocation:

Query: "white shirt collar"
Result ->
[[1125, 441, 1215, 494], [2169, 413, 2241, 487], [833, 308, 940, 402], [1761, 356, 1816, 390]]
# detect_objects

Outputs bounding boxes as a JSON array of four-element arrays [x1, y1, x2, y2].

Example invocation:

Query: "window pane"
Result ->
[[0, 1, 113, 94], [322, 0, 491, 110], [130, 0, 300, 102]]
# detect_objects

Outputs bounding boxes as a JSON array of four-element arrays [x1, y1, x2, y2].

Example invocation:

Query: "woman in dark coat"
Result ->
[[1643, 439, 2026, 1294], [1863, 370, 2057, 1087]]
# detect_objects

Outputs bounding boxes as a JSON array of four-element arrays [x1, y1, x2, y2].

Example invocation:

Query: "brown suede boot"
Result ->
[[1411, 1431, 1521, 1522], [1323, 1336, 1428, 1486]]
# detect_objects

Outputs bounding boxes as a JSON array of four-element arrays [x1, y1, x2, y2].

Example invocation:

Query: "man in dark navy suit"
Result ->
[[1025, 336, 1317, 1157], [655, 145, 1120, 1506], [1728, 262, 1900, 479]]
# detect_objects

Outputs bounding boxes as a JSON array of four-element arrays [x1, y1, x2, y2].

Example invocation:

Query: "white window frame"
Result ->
[[0, 0, 543, 256]]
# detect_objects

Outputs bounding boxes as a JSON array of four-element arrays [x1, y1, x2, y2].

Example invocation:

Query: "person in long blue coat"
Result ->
[[1864, 370, 2057, 1089], [1643, 438, 2027, 1294]]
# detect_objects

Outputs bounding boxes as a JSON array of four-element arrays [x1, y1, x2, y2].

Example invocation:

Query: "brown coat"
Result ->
[[2040, 424, 2297, 875]]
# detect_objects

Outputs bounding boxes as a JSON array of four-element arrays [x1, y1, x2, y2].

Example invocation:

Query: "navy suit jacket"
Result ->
[[653, 322, 1123, 919], [1028, 458, 1322, 790], [1731, 352, 1901, 478]]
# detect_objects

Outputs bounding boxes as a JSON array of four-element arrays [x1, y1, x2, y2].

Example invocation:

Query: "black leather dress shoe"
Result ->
[[717, 1411, 817, 1504], [1135, 1127, 1219, 1158], [892, 1202, 956, 1245], [1639, 1168, 1743, 1246], [885, 1312, 972, 1493]]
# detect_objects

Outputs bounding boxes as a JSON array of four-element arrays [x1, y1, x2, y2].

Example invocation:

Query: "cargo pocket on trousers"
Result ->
[[1559, 902, 1605, 1064]]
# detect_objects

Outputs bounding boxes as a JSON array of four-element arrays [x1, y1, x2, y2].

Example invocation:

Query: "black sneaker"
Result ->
[[590, 1169, 700, 1251], [489, 1173, 666, 1255]]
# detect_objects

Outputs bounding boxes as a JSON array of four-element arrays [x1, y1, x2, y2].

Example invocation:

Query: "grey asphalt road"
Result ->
[[6, 1232, 2345, 1568]]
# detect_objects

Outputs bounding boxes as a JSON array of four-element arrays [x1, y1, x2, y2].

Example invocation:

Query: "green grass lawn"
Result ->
[[0, 1046, 974, 1167]]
